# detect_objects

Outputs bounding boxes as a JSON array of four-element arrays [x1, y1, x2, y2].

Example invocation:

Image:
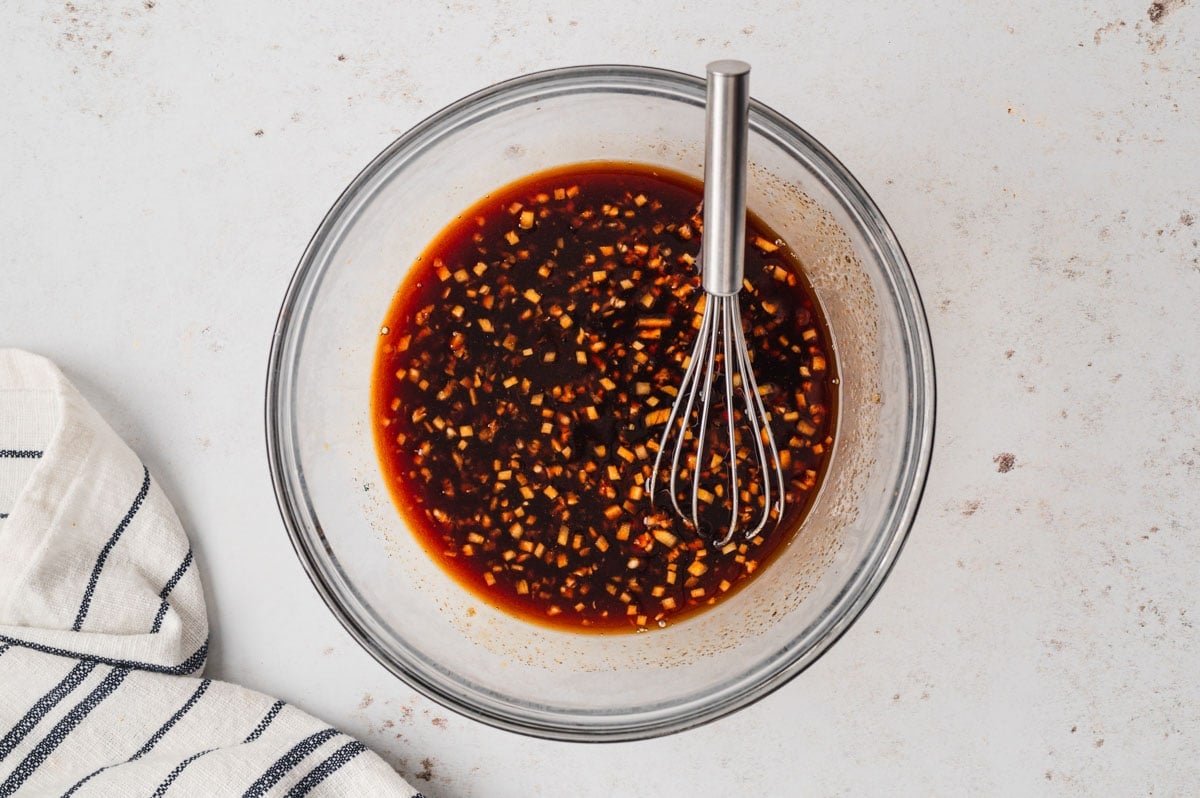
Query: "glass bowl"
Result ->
[[265, 64, 935, 741]]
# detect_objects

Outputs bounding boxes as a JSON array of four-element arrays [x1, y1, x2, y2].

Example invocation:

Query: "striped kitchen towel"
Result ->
[[0, 349, 421, 797]]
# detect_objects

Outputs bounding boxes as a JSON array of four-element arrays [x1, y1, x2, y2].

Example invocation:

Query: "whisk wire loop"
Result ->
[[650, 300, 705, 517], [730, 296, 786, 538], [719, 298, 742, 542], [688, 299, 723, 534]]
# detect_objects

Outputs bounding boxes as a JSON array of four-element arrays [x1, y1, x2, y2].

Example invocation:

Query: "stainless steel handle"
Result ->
[[701, 60, 751, 297]]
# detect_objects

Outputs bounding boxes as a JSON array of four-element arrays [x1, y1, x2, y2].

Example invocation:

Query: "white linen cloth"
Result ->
[[0, 349, 420, 797]]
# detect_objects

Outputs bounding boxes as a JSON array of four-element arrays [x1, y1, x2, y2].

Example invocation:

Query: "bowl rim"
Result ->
[[265, 62, 936, 742]]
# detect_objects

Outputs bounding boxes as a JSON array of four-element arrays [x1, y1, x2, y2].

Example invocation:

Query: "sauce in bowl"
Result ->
[[372, 162, 836, 631]]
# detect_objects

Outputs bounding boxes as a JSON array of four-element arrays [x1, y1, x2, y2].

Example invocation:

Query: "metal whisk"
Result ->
[[649, 60, 785, 546]]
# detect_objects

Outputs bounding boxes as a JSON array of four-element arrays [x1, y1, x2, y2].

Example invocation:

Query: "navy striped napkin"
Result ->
[[0, 349, 421, 797]]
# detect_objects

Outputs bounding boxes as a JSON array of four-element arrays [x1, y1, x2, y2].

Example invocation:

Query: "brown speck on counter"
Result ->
[[415, 757, 435, 781], [337, 53, 346, 61], [962, 499, 982, 517], [358, 693, 374, 709], [994, 452, 1016, 473], [253, 129, 264, 137], [1094, 19, 1126, 45], [1095, 737, 1105, 747], [1005, 349, 1015, 359], [431, 716, 448, 729], [1182, 211, 1195, 226], [1148, 1, 1167, 22]]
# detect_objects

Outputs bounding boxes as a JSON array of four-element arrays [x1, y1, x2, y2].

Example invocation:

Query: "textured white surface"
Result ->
[[2, 0, 1198, 794]]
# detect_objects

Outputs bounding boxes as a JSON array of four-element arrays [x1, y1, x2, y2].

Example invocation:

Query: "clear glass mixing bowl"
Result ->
[[265, 64, 935, 741]]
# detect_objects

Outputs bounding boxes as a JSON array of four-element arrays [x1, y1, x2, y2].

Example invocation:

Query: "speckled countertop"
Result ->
[[3, 1, 1198, 795]]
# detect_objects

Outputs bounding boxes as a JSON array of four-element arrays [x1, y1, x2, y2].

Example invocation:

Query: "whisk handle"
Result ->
[[702, 60, 751, 297]]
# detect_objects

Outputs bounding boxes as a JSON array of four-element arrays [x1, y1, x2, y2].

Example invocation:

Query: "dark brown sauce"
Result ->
[[372, 162, 836, 632]]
